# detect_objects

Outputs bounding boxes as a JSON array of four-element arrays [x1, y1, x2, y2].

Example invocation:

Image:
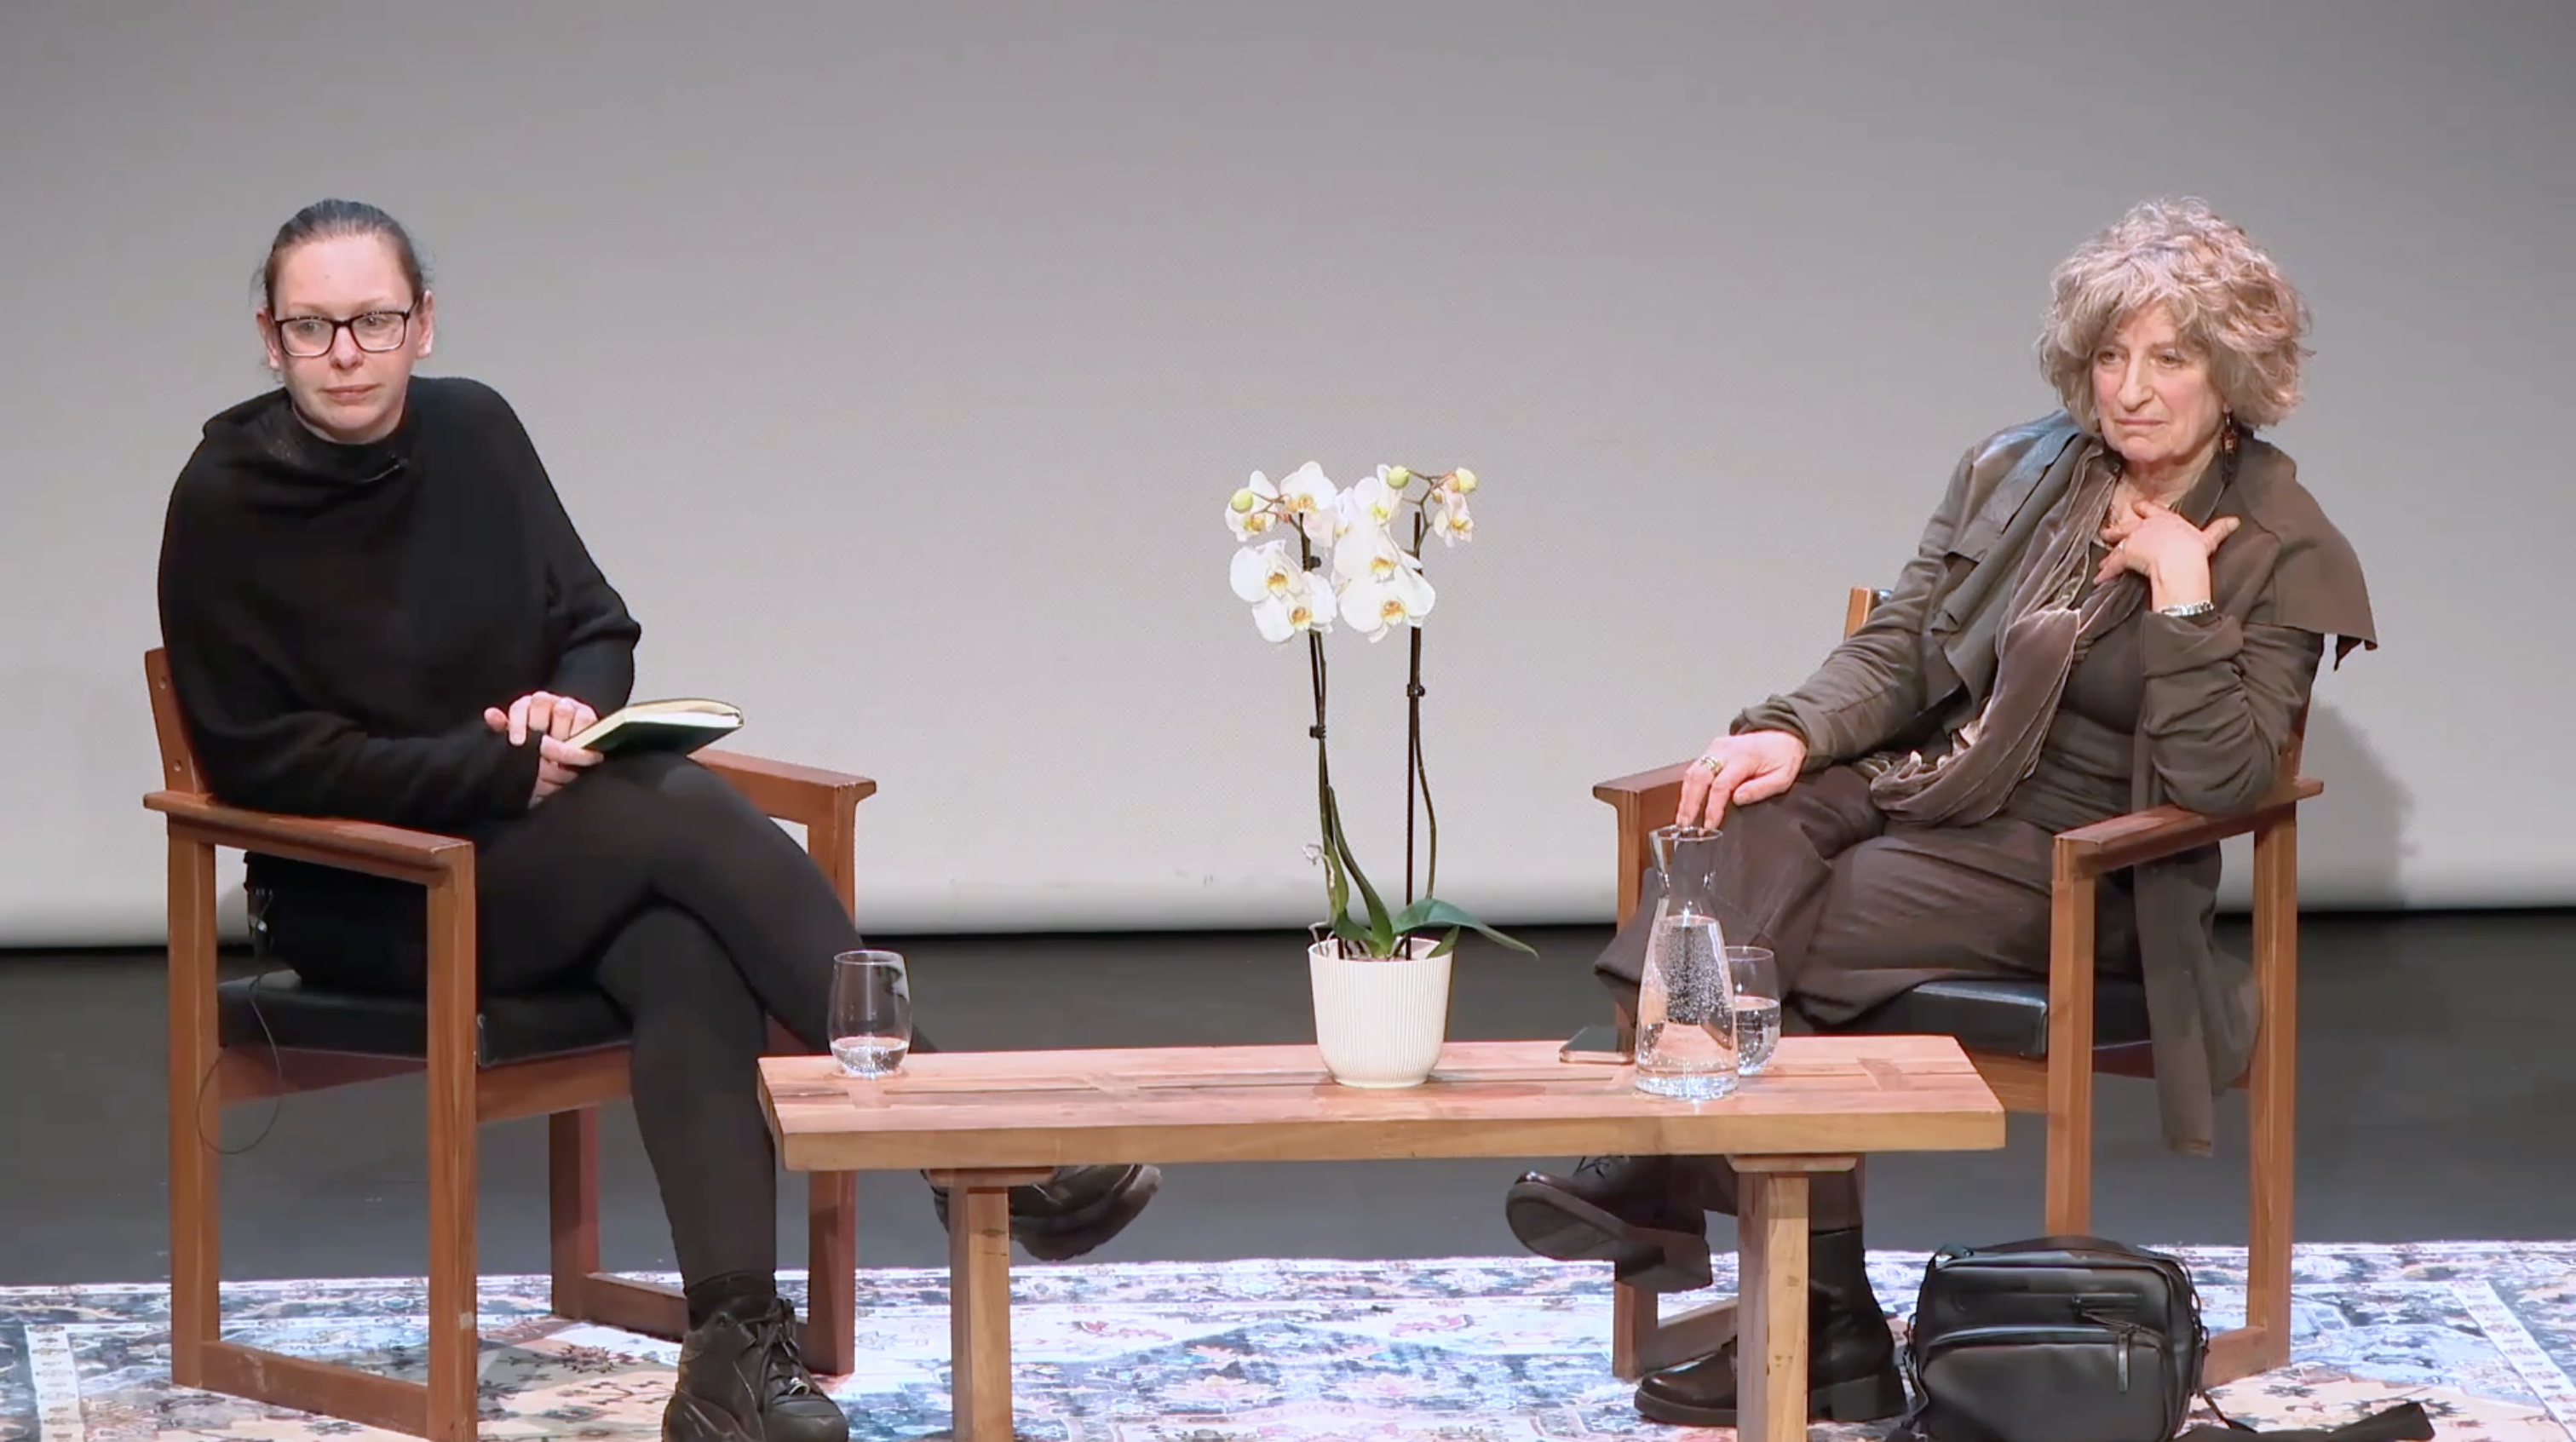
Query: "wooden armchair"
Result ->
[[1590, 588, 2308, 1387], [142, 649, 877, 1442]]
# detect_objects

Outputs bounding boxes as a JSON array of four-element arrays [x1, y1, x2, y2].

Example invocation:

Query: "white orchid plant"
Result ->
[[1224, 461, 1534, 962]]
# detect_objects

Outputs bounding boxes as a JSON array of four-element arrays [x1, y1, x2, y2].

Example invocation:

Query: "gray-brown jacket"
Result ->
[[1736, 410, 2375, 1154]]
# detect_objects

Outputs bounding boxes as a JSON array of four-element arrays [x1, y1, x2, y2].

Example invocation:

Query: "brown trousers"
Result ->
[[1594, 765, 2142, 1230]]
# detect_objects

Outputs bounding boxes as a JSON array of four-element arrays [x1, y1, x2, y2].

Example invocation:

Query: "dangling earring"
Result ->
[[2221, 411, 2240, 453]]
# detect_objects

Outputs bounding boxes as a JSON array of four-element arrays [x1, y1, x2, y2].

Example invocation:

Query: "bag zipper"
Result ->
[[1918, 1322, 2166, 1393], [2078, 1296, 2147, 1387], [2099, 1316, 2135, 1388]]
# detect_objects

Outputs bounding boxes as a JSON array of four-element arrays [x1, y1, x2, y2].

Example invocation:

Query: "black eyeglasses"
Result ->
[[274, 307, 415, 359]]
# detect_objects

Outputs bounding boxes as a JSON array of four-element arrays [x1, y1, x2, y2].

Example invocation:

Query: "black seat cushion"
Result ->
[[217, 970, 633, 1067], [1835, 976, 2153, 1060]]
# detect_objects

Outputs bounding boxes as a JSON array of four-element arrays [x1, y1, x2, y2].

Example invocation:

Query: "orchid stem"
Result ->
[[1404, 504, 1435, 904]]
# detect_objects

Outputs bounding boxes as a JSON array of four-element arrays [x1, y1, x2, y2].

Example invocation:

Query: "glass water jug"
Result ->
[[1632, 824, 1741, 1100]]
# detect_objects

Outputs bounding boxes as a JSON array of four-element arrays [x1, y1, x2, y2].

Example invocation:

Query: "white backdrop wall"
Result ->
[[3, 1, 2569, 945]]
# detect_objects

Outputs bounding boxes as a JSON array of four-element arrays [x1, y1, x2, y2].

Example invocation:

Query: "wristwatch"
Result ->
[[2157, 600, 2217, 620]]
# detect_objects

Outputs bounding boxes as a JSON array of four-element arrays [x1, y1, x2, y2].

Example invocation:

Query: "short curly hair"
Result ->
[[2037, 198, 2312, 434]]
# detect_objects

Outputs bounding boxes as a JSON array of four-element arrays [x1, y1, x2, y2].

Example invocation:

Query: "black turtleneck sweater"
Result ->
[[157, 376, 641, 860]]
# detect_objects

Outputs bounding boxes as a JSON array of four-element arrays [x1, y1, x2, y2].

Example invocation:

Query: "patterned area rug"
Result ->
[[4, 1244, 2573, 1441]]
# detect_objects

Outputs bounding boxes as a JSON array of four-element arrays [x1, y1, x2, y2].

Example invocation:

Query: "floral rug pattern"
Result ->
[[3, 1244, 2572, 1441]]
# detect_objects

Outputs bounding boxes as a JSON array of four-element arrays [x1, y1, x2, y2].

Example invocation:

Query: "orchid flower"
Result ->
[[1256, 574, 1338, 641], [1338, 561, 1435, 641], [1417, 468, 1475, 546], [1330, 520, 1409, 590], [1230, 540, 1336, 641], [1227, 471, 1284, 543], [1424, 486, 1474, 546], [1274, 462, 1341, 543], [1339, 468, 1404, 537]]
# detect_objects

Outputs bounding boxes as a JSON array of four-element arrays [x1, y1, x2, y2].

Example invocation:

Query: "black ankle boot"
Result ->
[[663, 1296, 849, 1442], [1503, 1154, 1713, 1293], [927, 1163, 1162, 1262], [1630, 1224, 1907, 1427]]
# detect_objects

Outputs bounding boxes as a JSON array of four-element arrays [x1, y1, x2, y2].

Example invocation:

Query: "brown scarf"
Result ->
[[1868, 439, 2214, 826]]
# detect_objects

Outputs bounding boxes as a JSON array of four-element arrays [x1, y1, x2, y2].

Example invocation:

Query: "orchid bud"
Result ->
[[1386, 465, 1412, 488], [1450, 468, 1478, 493], [1229, 488, 1259, 513]]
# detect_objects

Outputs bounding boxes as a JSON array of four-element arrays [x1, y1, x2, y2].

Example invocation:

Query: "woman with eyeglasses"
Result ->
[[153, 198, 1159, 1442]]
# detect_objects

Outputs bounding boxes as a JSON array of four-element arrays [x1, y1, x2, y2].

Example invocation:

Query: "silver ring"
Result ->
[[1693, 754, 1724, 773]]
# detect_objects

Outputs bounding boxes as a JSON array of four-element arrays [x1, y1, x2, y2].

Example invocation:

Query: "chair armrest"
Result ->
[[696, 750, 873, 918], [1592, 762, 1692, 927], [148, 790, 480, 1081], [1592, 761, 1691, 815], [2056, 776, 2322, 878], [697, 749, 878, 830], [144, 790, 469, 886], [1596, 759, 2320, 886]]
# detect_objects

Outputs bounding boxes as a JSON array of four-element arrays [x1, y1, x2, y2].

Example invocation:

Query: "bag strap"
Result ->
[[1882, 1343, 1933, 1441], [2199, 1386, 2259, 1436], [2175, 1397, 2434, 1442]]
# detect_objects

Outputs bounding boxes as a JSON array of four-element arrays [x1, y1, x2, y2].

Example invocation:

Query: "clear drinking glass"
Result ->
[[829, 950, 912, 1077], [1633, 825, 1741, 1100], [1727, 946, 1782, 1077]]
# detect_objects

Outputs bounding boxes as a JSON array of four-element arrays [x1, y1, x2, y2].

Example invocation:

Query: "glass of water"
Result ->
[[1727, 946, 1782, 1077], [829, 950, 912, 1077]]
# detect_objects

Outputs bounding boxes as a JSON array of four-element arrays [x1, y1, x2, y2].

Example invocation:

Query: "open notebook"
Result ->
[[566, 698, 743, 758]]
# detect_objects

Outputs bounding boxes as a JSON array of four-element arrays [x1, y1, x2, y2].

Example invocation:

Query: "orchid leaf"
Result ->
[[1325, 788, 1394, 951], [1330, 910, 1376, 954], [1392, 896, 1538, 957]]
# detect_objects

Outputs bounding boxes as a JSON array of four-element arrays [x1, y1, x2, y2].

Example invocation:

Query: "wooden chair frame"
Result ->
[[144, 648, 877, 1441], [1591, 588, 2308, 1387]]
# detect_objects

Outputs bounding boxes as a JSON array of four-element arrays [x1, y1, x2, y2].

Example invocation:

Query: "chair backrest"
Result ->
[[1840, 585, 2306, 782], [144, 648, 208, 795], [1843, 585, 1883, 641]]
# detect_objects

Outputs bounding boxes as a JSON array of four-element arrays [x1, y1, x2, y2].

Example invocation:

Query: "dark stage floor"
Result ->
[[1, 910, 2567, 1288]]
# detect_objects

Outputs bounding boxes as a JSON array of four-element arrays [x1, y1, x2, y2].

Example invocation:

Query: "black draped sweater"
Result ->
[[156, 376, 641, 894]]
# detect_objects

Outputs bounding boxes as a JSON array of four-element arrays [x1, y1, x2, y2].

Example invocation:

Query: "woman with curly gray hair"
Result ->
[[1504, 198, 2376, 1428]]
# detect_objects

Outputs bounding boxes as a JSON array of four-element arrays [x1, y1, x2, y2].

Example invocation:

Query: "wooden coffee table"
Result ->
[[759, 1036, 2004, 1442]]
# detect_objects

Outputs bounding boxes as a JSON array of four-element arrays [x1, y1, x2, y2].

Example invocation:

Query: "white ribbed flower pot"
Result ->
[[1308, 936, 1452, 1088]]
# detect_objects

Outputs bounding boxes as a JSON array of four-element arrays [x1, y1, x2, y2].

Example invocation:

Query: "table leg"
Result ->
[[1737, 1167, 1814, 1442], [946, 1176, 1016, 1440], [923, 1167, 1055, 1439]]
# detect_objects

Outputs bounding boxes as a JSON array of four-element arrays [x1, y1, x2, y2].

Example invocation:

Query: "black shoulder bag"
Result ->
[[1889, 1236, 2435, 1442]]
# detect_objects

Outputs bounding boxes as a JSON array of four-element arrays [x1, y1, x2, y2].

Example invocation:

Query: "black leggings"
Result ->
[[262, 750, 899, 1286]]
